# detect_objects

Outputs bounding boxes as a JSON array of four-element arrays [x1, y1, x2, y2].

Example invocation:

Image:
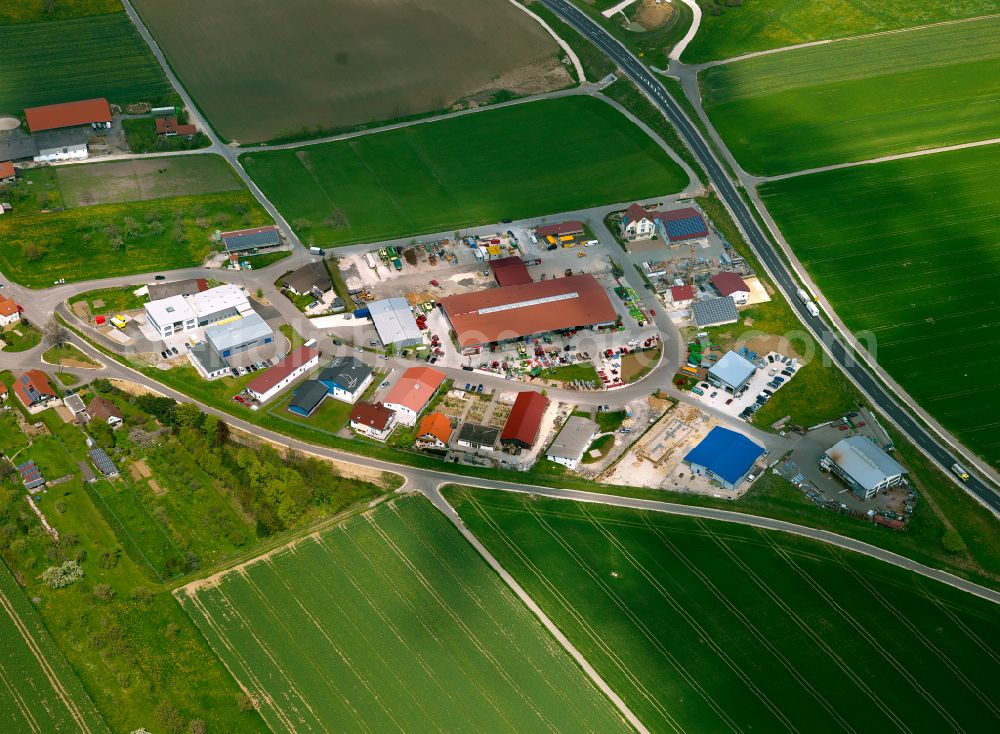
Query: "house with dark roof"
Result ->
[[88, 447, 119, 478], [349, 401, 396, 441], [620, 203, 657, 241], [33, 128, 89, 163], [220, 226, 281, 253], [287, 380, 329, 417], [282, 261, 331, 297], [456, 422, 500, 450], [416, 412, 452, 449], [692, 297, 738, 328], [14, 370, 56, 410], [86, 396, 123, 427], [683, 427, 764, 491], [147, 278, 208, 302], [711, 272, 750, 305], [500, 391, 549, 453], [319, 356, 373, 404]]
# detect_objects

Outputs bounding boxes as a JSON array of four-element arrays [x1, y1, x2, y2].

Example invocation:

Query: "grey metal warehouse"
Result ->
[[707, 351, 756, 394], [369, 298, 423, 348], [821, 436, 908, 500]]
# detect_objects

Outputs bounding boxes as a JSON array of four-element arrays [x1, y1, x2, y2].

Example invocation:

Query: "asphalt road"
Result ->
[[539, 0, 999, 513]]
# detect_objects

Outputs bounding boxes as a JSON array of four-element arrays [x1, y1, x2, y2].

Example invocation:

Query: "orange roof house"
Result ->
[[383, 366, 445, 424], [0, 161, 15, 181], [416, 412, 452, 447], [25, 98, 111, 133]]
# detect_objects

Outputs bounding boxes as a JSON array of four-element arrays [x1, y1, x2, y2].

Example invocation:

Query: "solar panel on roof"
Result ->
[[89, 448, 118, 476], [664, 216, 707, 240], [222, 229, 280, 251]]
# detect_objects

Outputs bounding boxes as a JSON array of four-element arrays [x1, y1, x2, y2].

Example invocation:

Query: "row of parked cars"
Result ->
[[230, 359, 273, 378]]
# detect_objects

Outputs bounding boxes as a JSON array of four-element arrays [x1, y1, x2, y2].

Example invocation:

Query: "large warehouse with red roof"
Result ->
[[438, 274, 617, 353], [24, 98, 111, 133]]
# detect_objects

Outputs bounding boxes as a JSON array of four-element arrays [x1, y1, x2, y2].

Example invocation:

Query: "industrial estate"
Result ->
[[0, 1, 997, 732]]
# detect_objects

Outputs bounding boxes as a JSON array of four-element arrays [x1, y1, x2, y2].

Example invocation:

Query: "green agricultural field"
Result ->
[[242, 96, 689, 246], [0, 190, 271, 288], [132, 0, 568, 143], [0, 13, 173, 114], [683, 0, 1000, 62], [0, 561, 109, 733], [759, 144, 1000, 468], [702, 16, 1000, 175], [55, 156, 242, 208], [178, 495, 632, 733], [448, 488, 1000, 733], [0, 0, 121, 25]]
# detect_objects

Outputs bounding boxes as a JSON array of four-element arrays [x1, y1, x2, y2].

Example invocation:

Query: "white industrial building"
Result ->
[[205, 313, 274, 361], [546, 416, 598, 470], [821, 436, 908, 500], [33, 130, 89, 162], [145, 284, 253, 338], [368, 297, 423, 348]]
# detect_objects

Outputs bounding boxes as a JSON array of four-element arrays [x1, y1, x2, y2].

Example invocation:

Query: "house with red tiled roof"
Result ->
[[0, 160, 15, 184], [155, 116, 197, 138], [669, 285, 694, 308], [0, 295, 20, 327], [620, 203, 657, 241], [383, 367, 445, 426], [0, 381, 8, 402], [416, 412, 452, 449], [349, 401, 396, 441], [13, 370, 56, 410], [711, 272, 750, 305]]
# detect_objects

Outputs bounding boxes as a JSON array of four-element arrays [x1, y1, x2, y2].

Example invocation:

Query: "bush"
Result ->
[[42, 560, 84, 588], [941, 529, 966, 553], [93, 583, 116, 602]]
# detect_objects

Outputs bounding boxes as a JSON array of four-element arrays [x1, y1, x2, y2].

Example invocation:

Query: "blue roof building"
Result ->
[[684, 427, 764, 490]]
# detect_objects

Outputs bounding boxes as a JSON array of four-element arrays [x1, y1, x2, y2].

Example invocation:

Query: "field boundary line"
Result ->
[[460, 496, 677, 732], [430, 487, 652, 734], [697, 12, 1000, 69], [698, 522, 913, 733], [505, 0, 585, 82], [759, 138, 1000, 183]]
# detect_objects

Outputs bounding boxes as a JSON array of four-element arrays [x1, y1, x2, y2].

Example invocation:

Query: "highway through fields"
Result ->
[[539, 0, 1000, 514]]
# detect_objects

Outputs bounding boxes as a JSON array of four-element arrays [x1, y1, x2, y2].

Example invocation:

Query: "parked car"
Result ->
[[709, 391, 718, 399], [170, 346, 179, 355], [154, 275, 166, 280], [477, 384, 484, 392], [725, 398, 734, 405]]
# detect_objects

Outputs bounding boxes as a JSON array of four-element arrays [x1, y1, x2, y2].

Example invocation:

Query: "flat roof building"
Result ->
[[546, 416, 598, 470], [204, 313, 274, 360], [25, 98, 111, 133], [707, 351, 757, 394], [145, 283, 253, 338], [500, 391, 549, 452], [692, 297, 739, 328], [221, 226, 281, 253], [440, 274, 616, 352], [822, 437, 907, 501], [369, 297, 422, 348], [684, 426, 764, 491]]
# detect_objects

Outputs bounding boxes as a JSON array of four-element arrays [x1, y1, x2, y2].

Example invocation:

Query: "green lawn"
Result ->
[[701, 16, 1000, 175], [447, 487, 1000, 733], [244, 249, 292, 270], [545, 361, 599, 384], [42, 343, 100, 367], [683, 0, 1000, 63], [68, 285, 148, 315], [1, 322, 41, 352], [0, 12, 174, 114], [0, 561, 109, 733], [178, 494, 633, 733], [241, 95, 689, 247], [759, 144, 1000, 468], [0, 191, 271, 288], [582, 433, 615, 463], [595, 409, 628, 433]]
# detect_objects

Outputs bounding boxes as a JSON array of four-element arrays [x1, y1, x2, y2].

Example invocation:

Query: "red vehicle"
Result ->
[[429, 279, 439, 287], [650, 309, 656, 317]]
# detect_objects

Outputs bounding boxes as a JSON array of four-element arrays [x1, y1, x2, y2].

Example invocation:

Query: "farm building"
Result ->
[[204, 313, 274, 364], [349, 401, 396, 441], [707, 351, 757, 394], [0, 160, 14, 183], [288, 380, 330, 417], [490, 256, 532, 287], [620, 203, 657, 241], [821, 436, 908, 501], [683, 426, 764, 491], [692, 297, 738, 328], [147, 278, 207, 301], [712, 273, 750, 304], [145, 283, 253, 338], [669, 284, 694, 308], [24, 98, 111, 133], [282, 262, 331, 297], [14, 370, 55, 410], [318, 356, 373, 403], [33, 129, 89, 163], [546, 416, 598, 470], [155, 116, 196, 138], [89, 448, 119, 478], [500, 391, 549, 453], [383, 366, 445, 426], [220, 226, 281, 253], [63, 393, 87, 419], [416, 412, 452, 449], [536, 220, 584, 239], [655, 207, 709, 244], [456, 422, 500, 450], [439, 274, 617, 353], [0, 295, 21, 326], [247, 344, 320, 403], [369, 298, 422, 348], [0, 135, 38, 163], [86, 397, 123, 427]]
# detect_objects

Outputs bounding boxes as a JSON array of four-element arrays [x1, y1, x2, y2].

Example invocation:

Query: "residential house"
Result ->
[[86, 396, 123, 427], [620, 203, 657, 241], [0, 382, 7, 402], [456, 423, 499, 450], [711, 272, 750, 305], [0, 295, 20, 327], [669, 284, 694, 309], [282, 261, 331, 297], [155, 116, 196, 138], [0, 160, 15, 184], [13, 370, 56, 410], [416, 412, 452, 449], [383, 366, 445, 426], [319, 356, 373, 404], [350, 401, 396, 441], [63, 393, 87, 419]]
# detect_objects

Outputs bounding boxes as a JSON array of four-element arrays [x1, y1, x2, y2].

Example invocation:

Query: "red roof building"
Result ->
[[490, 256, 532, 287], [155, 116, 197, 137], [535, 220, 584, 238], [383, 366, 445, 425], [416, 412, 452, 447], [25, 98, 111, 133], [439, 274, 617, 351], [670, 285, 695, 304], [0, 160, 15, 182], [349, 401, 397, 440], [13, 370, 55, 408], [500, 391, 549, 451], [247, 345, 319, 402], [654, 207, 709, 242], [0, 295, 19, 318], [711, 272, 750, 300]]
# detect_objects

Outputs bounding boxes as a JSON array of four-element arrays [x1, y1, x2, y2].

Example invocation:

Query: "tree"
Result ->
[[201, 414, 226, 447], [44, 318, 71, 347], [174, 402, 203, 429], [156, 701, 185, 734], [942, 529, 966, 553], [235, 692, 255, 712], [93, 583, 115, 602], [23, 242, 47, 261], [42, 560, 83, 588], [189, 720, 206, 734]]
